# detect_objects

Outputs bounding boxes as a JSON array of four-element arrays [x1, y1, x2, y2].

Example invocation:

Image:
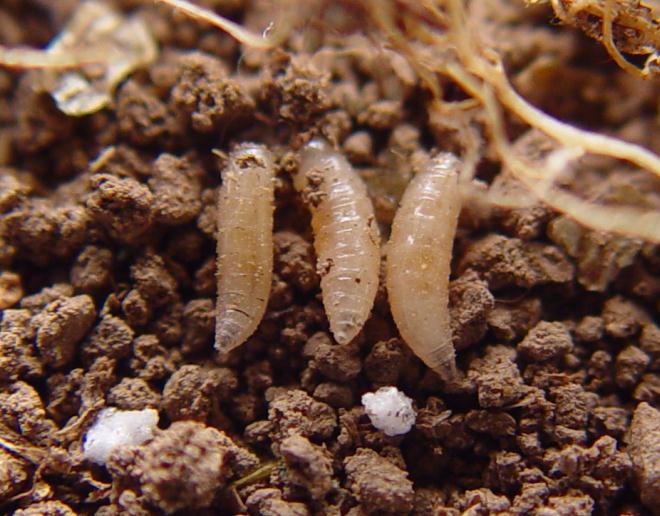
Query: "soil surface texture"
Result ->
[[0, 1, 659, 515]]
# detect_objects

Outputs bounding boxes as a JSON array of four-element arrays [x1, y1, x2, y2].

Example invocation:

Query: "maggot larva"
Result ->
[[386, 152, 461, 378], [215, 143, 275, 353], [295, 139, 381, 345]]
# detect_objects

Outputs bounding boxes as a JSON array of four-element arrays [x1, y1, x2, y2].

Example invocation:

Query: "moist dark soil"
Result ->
[[0, 1, 658, 515]]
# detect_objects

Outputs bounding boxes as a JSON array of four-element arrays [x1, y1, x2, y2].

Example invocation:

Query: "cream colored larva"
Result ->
[[295, 139, 381, 344], [386, 153, 461, 378], [215, 143, 274, 353]]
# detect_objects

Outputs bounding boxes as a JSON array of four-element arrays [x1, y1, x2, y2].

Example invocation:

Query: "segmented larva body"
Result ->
[[295, 139, 381, 344], [386, 153, 461, 377], [215, 143, 274, 352]]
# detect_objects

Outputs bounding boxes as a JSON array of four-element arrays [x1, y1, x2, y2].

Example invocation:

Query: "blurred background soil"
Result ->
[[0, 0, 658, 514]]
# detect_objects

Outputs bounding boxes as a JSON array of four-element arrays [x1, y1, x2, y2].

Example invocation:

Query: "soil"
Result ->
[[0, 1, 659, 515]]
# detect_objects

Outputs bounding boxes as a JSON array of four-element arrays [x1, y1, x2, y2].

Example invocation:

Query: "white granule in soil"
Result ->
[[361, 386, 416, 436], [83, 407, 159, 465]]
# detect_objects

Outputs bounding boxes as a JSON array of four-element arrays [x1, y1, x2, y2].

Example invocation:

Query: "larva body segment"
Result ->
[[295, 139, 381, 344], [215, 143, 274, 352], [386, 153, 461, 377]]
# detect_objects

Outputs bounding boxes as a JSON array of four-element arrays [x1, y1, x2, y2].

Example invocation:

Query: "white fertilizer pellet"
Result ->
[[83, 407, 159, 464], [361, 386, 416, 436]]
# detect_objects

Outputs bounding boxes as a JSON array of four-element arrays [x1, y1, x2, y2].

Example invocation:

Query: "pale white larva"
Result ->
[[386, 153, 461, 378], [295, 139, 381, 344], [215, 143, 274, 352]]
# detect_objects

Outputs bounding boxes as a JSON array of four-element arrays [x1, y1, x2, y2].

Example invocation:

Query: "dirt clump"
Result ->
[[626, 402, 660, 511], [107, 420, 258, 514], [459, 234, 574, 290], [344, 447, 414, 514]]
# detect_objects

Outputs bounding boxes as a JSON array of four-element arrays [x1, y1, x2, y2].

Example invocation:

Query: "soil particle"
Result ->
[[488, 300, 541, 346], [633, 374, 660, 403], [626, 402, 660, 511], [343, 447, 414, 514], [357, 100, 403, 130], [317, 109, 352, 148], [19, 284, 74, 312], [79, 356, 117, 411], [550, 383, 598, 444], [181, 298, 214, 354], [468, 345, 527, 408], [412, 487, 448, 514], [263, 57, 331, 124], [171, 51, 255, 133], [363, 338, 409, 385], [81, 315, 133, 364], [108, 421, 258, 514], [33, 294, 96, 369], [13, 500, 76, 516], [498, 199, 551, 241], [86, 173, 154, 243], [458, 487, 511, 514], [0, 448, 30, 501], [46, 368, 84, 424], [602, 296, 648, 339], [449, 271, 495, 351], [0, 381, 57, 445], [70, 245, 113, 293], [313, 382, 354, 408], [640, 323, 660, 369], [107, 377, 161, 411], [0, 270, 22, 309], [518, 321, 574, 362], [510, 481, 550, 514], [459, 235, 574, 289], [590, 406, 629, 438], [268, 389, 337, 450], [129, 334, 178, 382], [465, 409, 517, 437], [4, 202, 90, 266], [279, 433, 333, 500], [309, 331, 362, 382], [0, 170, 31, 213], [196, 187, 217, 239], [121, 288, 152, 328], [162, 364, 236, 424], [148, 153, 203, 226], [116, 80, 183, 148], [541, 494, 595, 515], [149, 300, 184, 347], [615, 346, 650, 389], [543, 435, 631, 506], [0, 309, 42, 381], [245, 487, 310, 516], [547, 216, 642, 292], [273, 232, 319, 294], [574, 315, 604, 342], [130, 250, 178, 309], [13, 84, 74, 156], [343, 131, 373, 164]]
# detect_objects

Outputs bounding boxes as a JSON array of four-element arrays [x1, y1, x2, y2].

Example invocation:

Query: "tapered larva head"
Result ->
[[299, 138, 344, 171], [226, 142, 273, 177], [305, 138, 332, 153], [427, 152, 461, 179]]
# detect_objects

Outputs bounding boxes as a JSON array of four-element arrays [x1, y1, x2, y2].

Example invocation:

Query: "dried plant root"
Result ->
[[153, 0, 294, 49], [0, 1, 157, 115], [547, 0, 660, 77], [386, 153, 461, 378], [215, 144, 275, 353], [295, 139, 381, 345]]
